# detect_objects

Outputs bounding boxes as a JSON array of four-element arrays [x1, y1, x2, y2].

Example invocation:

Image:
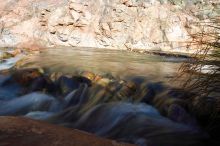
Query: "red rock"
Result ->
[[0, 116, 135, 146]]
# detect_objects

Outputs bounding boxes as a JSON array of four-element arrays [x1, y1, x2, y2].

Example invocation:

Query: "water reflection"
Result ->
[[18, 47, 185, 84]]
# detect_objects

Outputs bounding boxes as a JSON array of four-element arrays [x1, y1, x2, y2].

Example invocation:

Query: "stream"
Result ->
[[0, 47, 218, 146], [15, 47, 185, 83]]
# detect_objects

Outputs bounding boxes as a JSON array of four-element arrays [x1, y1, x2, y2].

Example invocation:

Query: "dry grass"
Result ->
[[178, 17, 220, 97], [176, 17, 220, 136]]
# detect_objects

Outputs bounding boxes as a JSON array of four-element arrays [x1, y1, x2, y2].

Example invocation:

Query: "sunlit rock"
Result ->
[[0, 0, 218, 53]]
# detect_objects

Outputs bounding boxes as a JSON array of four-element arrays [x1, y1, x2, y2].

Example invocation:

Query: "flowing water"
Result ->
[[16, 47, 186, 84], [0, 47, 216, 146], [0, 48, 24, 71]]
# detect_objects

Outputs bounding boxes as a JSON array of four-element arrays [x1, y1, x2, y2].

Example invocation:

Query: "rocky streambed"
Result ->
[[0, 47, 220, 146]]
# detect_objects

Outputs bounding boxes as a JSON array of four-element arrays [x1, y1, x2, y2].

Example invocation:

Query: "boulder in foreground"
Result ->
[[0, 116, 135, 146]]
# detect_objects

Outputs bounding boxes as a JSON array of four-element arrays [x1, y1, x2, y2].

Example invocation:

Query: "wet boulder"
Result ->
[[56, 75, 80, 96], [167, 103, 198, 127], [29, 76, 55, 93], [49, 72, 63, 82], [0, 116, 134, 146], [72, 75, 92, 86], [64, 83, 89, 107], [115, 81, 137, 101], [95, 77, 111, 87], [1, 52, 14, 59], [152, 93, 187, 116], [190, 96, 219, 126], [142, 88, 198, 119], [0, 68, 47, 98], [0, 74, 25, 100], [165, 88, 196, 100], [106, 81, 123, 93], [140, 82, 166, 103], [0, 82, 24, 100], [0, 74, 10, 86], [11, 68, 44, 86], [81, 71, 96, 81]]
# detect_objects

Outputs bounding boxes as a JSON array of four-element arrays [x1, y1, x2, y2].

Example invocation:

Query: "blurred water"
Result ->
[[0, 47, 210, 146], [0, 48, 24, 71], [18, 47, 186, 83]]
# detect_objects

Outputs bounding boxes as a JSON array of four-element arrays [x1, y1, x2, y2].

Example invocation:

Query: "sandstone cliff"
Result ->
[[0, 0, 219, 53]]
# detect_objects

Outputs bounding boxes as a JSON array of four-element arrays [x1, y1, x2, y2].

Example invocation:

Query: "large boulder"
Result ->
[[0, 116, 134, 146]]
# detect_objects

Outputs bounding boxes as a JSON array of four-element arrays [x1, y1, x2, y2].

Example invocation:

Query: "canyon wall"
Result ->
[[0, 0, 219, 53]]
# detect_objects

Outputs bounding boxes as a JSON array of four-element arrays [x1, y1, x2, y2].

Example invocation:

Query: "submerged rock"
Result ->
[[49, 72, 63, 82], [56, 75, 80, 96], [1, 52, 14, 59], [0, 69, 217, 146], [72, 102, 207, 146], [72, 75, 92, 86], [116, 81, 137, 100], [95, 77, 111, 87], [0, 74, 10, 86], [11, 68, 44, 86], [29, 76, 55, 92], [140, 82, 166, 103], [0, 82, 24, 100], [81, 71, 96, 81], [190, 96, 220, 127], [0, 74, 26, 100], [43, 101, 208, 146], [64, 83, 89, 108], [167, 103, 198, 127]]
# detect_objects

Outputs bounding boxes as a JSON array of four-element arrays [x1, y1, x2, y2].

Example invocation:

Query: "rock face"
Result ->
[[0, 0, 219, 53], [0, 116, 135, 146]]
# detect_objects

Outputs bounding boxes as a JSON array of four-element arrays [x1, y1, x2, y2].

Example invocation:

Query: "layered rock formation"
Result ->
[[0, 0, 219, 53]]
